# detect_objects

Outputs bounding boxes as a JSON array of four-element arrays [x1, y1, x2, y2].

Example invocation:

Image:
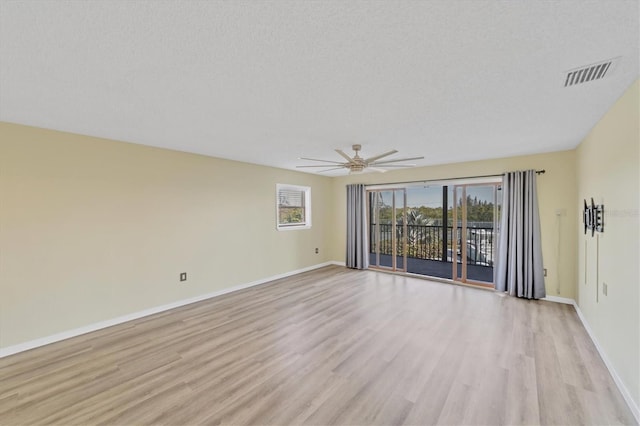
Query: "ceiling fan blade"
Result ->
[[367, 167, 389, 173], [372, 164, 417, 168], [296, 165, 346, 168], [372, 156, 424, 165], [335, 149, 354, 162], [365, 150, 398, 163], [318, 167, 346, 172], [298, 157, 345, 164]]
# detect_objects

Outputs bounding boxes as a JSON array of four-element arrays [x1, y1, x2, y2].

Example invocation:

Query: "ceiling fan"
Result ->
[[296, 144, 424, 174]]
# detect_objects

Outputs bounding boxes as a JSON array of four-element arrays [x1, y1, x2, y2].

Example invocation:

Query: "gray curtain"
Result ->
[[496, 170, 546, 299], [346, 184, 369, 269]]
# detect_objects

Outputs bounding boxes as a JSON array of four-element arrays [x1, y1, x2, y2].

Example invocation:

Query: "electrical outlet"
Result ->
[[543, 268, 547, 277], [180, 272, 187, 282], [603, 282, 607, 296], [315, 248, 319, 254]]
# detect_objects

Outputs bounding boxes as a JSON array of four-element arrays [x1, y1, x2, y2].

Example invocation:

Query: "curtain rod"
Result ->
[[363, 169, 546, 187]]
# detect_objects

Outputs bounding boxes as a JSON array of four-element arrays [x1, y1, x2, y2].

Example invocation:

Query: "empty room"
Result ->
[[0, 1, 638, 425]]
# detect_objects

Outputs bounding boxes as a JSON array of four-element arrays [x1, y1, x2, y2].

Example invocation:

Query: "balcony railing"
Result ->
[[370, 223, 495, 266]]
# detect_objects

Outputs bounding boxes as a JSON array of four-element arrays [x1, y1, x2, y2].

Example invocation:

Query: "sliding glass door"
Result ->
[[452, 183, 500, 287], [368, 189, 406, 272], [366, 179, 501, 288]]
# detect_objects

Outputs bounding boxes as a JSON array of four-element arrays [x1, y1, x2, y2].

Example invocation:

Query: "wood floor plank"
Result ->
[[503, 353, 541, 425], [0, 266, 635, 425]]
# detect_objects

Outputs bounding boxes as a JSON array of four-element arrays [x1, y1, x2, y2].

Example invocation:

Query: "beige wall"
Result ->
[[330, 150, 578, 299], [0, 122, 333, 348], [576, 80, 639, 407]]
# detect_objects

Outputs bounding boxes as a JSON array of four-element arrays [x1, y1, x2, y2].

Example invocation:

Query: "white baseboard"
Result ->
[[541, 295, 575, 305], [571, 301, 640, 423], [0, 261, 344, 359]]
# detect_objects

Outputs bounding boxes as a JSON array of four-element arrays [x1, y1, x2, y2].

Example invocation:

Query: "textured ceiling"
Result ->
[[1, 0, 638, 175]]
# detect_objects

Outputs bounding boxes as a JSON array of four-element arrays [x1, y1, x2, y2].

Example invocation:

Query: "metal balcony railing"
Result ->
[[369, 223, 495, 266]]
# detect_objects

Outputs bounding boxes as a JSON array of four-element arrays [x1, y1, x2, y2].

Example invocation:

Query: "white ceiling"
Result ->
[[1, 1, 638, 175]]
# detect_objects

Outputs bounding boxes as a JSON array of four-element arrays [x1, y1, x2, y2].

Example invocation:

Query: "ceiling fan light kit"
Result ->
[[296, 144, 424, 174]]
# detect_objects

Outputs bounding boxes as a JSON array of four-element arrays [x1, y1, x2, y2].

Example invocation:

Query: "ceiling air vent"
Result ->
[[564, 57, 619, 87]]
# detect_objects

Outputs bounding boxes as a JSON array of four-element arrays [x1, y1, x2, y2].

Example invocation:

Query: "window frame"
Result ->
[[276, 184, 312, 231]]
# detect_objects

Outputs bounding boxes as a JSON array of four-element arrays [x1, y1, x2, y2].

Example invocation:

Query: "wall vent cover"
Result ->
[[564, 57, 619, 87]]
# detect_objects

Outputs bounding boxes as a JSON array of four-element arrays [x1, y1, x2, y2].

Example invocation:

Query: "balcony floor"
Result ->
[[369, 253, 494, 284]]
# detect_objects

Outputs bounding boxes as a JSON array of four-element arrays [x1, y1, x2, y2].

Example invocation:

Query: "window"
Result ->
[[276, 184, 311, 230]]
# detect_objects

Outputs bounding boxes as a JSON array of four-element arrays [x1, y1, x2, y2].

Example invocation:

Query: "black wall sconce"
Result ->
[[583, 198, 604, 236]]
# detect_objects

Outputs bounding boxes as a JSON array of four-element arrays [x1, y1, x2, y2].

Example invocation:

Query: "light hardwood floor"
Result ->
[[0, 266, 635, 425]]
